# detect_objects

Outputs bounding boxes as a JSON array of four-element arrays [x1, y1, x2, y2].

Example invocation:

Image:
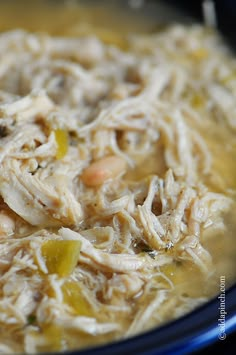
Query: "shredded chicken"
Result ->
[[0, 23, 235, 354]]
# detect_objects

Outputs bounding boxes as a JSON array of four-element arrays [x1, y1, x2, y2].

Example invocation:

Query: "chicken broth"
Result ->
[[0, 1, 236, 354]]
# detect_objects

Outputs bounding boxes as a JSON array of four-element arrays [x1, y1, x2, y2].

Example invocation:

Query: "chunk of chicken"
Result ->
[[0, 123, 45, 164], [0, 211, 15, 238], [0, 90, 54, 122], [105, 273, 144, 301], [0, 159, 83, 227], [176, 235, 212, 274], [59, 228, 150, 272]]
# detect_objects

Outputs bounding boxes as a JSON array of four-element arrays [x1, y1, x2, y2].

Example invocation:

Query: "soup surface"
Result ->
[[0, 1, 236, 354]]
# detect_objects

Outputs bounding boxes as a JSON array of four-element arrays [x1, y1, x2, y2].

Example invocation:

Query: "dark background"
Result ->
[[195, 332, 236, 355]]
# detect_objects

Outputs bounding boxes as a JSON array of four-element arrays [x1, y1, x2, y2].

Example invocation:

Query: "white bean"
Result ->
[[81, 155, 127, 187]]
